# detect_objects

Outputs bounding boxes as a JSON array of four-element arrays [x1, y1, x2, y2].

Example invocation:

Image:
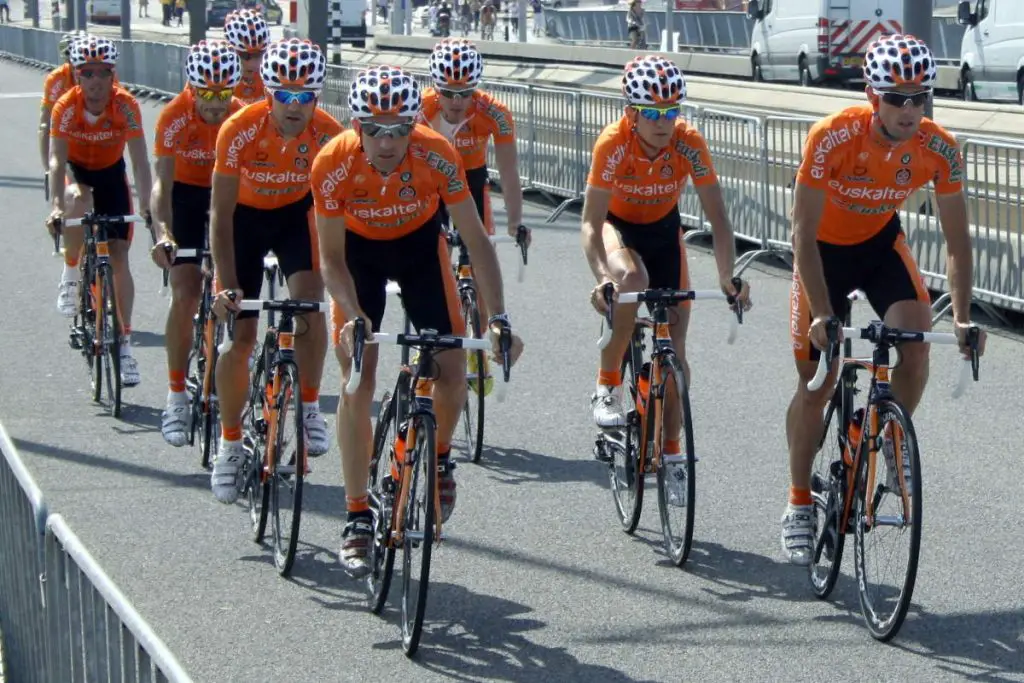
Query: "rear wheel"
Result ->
[[200, 320, 223, 471], [246, 347, 271, 543], [809, 391, 849, 600], [655, 354, 696, 567], [401, 415, 436, 657], [461, 290, 485, 463], [608, 339, 644, 534]]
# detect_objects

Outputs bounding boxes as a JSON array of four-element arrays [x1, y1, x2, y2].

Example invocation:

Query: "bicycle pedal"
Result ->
[[68, 333, 82, 350], [593, 439, 612, 463]]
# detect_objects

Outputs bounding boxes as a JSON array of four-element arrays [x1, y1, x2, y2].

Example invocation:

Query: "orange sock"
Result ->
[[597, 369, 621, 387], [438, 441, 450, 458], [664, 439, 681, 455], [301, 385, 318, 403], [789, 486, 812, 507], [222, 424, 242, 442], [64, 254, 79, 268], [346, 494, 370, 514], [168, 370, 186, 393]]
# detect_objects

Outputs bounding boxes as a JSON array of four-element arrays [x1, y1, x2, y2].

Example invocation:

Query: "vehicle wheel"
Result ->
[[962, 69, 977, 101], [752, 54, 763, 81], [1017, 71, 1023, 105], [799, 59, 812, 87]]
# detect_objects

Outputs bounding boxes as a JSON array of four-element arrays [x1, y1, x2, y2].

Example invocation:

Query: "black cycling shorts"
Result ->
[[170, 181, 210, 266], [330, 211, 464, 344], [233, 193, 317, 320], [607, 206, 691, 303], [791, 213, 931, 362], [67, 158, 134, 241], [438, 165, 494, 234]]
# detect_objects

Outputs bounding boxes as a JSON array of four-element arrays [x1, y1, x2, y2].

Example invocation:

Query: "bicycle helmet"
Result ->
[[185, 40, 242, 90], [259, 38, 327, 91], [59, 30, 88, 61], [69, 36, 118, 68], [224, 9, 270, 53], [348, 65, 421, 119], [622, 55, 686, 106], [864, 34, 936, 89], [428, 38, 483, 88]]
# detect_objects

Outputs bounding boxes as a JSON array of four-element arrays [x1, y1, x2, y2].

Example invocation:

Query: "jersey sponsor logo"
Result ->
[[316, 158, 354, 197], [895, 168, 911, 185], [827, 179, 911, 202], [446, 178, 465, 195], [617, 179, 684, 196], [453, 135, 480, 150], [484, 102, 513, 137], [180, 147, 214, 161], [58, 104, 76, 134], [790, 271, 803, 347], [424, 150, 458, 178], [350, 200, 425, 221], [162, 113, 189, 150], [323, 198, 339, 211], [399, 186, 416, 199], [810, 121, 861, 179], [117, 99, 141, 131], [225, 122, 260, 169], [600, 142, 628, 183], [660, 163, 673, 178], [925, 134, 963, 184], [241, 167, 309, 184], [674, 140, 711, 179]]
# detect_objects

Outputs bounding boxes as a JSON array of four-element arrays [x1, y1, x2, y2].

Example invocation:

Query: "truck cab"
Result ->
[[957, 0, 1024, 103]]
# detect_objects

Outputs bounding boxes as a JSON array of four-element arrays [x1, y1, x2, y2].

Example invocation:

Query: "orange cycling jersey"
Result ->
[[419, 88, 515, 170], [155, 89, 243, 188], [234, 74, 266, 106], [311, 124, 472, 240], [42, 63, 73, 108], [50, 85, 144, 171], [587, 115, 718, 224], [796, 104, 964, 246], [214, 100, 343, 210]]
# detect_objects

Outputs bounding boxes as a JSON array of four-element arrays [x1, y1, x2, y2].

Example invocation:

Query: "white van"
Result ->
[[747, 0, 903, 86], [957, 0, 1024, 103], [88, 0, 122, 24]]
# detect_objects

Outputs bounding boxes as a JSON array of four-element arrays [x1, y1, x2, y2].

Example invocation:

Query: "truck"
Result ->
[[746, 0, 904, 87], [957, 0, 1024, 104]]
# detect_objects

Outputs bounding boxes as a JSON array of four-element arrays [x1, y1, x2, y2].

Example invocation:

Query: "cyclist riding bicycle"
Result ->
[[39, 31, 89, 176], [209, 38, 343, 504], [582, 55, 750, 502], [47, 36, 153, 387], [150, 41, 243, 447], [311, 65, 523, 578], [781, 34, 987, 566], [223, 9, 269, 105]]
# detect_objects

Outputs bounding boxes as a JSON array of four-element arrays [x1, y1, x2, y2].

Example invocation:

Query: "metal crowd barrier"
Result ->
[[0, 24, 1020, 316], [0, 421, 193, 682]]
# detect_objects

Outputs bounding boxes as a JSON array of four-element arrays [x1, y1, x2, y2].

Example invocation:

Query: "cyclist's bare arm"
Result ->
[[210, 172, 240, 289], [126, 136, 153, 221], [935, 189, 974, 324], [449, 196, 507, 317], [580, 184, 613, 283], [493, 141, 523, 232], [316, 214, 366, 325], [38, 106, 52, 172], [791, 181, 831, 318], [151, 156, 175, 241], [694, 181, 737, 282], [48, 137, 69, 212]]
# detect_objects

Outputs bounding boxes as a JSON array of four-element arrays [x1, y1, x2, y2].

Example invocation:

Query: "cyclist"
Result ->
[[150, 41, 243, 447], [47, 36, 153, 387], [781, 35, 987, 566], [311, 65, 523, 577], [209, 38, 343, 504], [421, 38, 529, 390], [39, 31, 87, 176], [223, 9, 270, 105], [582, 55, 749, 504]]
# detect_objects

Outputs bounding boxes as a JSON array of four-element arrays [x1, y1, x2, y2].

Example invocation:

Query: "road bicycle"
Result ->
[[805, 291, 981, 641], [346, 319, 511, 656], [219, 296, 331, 577], [594, 280, 743, 566], [62, 212, 146, 419]]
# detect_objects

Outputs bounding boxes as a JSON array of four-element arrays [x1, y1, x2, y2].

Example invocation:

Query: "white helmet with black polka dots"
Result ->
[[348, 65, 421, 119], [69, 36, 118, 68], [59, 30, 89, 61], [428, 38, 483, 88], [185, 40, 242, 90], [863, 34, 937, 89], [259, 38, 327, 91], [621, 55, 686, 105], [224, 9, 270, 53]]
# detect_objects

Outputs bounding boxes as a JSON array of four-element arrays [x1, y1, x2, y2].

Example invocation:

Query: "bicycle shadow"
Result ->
[[375, 581, 659, 682], [113, 403, 162, 434], [675, 540, 812, 603], [127, 330, 166, 348], [471, 444, 610, 489]]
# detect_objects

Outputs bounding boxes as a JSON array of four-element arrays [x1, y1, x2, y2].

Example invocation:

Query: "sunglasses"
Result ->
[[439, 86, 475, 99], [874, 89, 930, 108], [269, 89, 317, 106], [195, 87, 234, 101], [361, 121, 415, 139], [632, 104, 681, 121], [78, 68, 114, 80]]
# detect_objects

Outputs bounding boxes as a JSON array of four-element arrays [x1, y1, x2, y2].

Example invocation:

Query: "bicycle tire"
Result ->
[[368, 390, 397, 614], [186, 283, 208, 449], [270, 361, 304, 576], [200, 319, 222, 471], [854, 398, 922, 642], [655, 353, 695, 567], [102, 269, 122, 418], [808, 388, 849, 600], [247, 345, 271, 543], [609, 337, 644, 534], [462, 290, 485, 463], [401, 414, 436, 657]]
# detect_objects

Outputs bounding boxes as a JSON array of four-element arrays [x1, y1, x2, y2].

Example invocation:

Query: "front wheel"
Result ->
[[401, 415, 436, 657], [270, 362, 305, 577], [367, 390, 398, 614], [655, 354, 695, 567], [96, 267, 122, 418], [461, 290, 485, 463]]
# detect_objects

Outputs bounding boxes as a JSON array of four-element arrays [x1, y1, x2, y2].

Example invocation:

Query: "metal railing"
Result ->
[[0, 24, 1020, 316], [0, 422, 193, 682]]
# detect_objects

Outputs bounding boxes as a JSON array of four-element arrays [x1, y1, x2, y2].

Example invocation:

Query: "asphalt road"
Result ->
[[1, 60, 1023, 682]]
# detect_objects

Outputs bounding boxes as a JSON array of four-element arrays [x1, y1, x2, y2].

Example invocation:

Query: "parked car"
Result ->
[[88, 0, 122, 24], [207, 0, 238, 27]]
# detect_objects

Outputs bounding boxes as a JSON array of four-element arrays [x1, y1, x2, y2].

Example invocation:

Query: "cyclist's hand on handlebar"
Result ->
[[954, 321, 986, 359], [720, 275, 752, 312], [45, 208, 63, 238], [510, 223, 532, 247], [150, 236, 176, 269], [212, 288, 243, 319], [339, 314, 374, 358], [488, 324, 524, 368], [808, 315, 839, 352], [590, 280, 616, 315]]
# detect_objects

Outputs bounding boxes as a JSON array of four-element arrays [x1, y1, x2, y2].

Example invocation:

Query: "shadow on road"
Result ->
[[128, 330, 166, 348], [472, 444, 610, 489]]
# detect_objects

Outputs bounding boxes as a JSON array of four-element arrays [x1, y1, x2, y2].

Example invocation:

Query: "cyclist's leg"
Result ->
[[654, 213, 692, 459], [56, 174, 92, 316], [331, 230, 387, 575], [593, 214, 648, 428], [274, 199, 329, 456], [210, 205, 266, 503], [397, 217, 467, 523], [161, 183, 207, 445]]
